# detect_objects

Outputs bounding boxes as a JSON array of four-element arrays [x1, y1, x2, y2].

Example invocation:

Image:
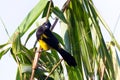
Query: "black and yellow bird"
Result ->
[[36, 21, 77, 67]]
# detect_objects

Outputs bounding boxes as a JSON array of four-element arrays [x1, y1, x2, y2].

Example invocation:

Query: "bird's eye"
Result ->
[[45, 25, 48, 28]]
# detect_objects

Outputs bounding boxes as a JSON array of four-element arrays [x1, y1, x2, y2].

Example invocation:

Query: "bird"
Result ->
[[36, 21, 77, 67]]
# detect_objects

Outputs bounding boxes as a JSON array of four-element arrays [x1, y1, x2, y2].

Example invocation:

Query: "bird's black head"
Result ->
[[36, 21, 51, 40], [44, 20, 51, 29]]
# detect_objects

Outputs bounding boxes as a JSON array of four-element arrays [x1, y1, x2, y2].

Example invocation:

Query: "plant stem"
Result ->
[[30, 47, 42, 80]]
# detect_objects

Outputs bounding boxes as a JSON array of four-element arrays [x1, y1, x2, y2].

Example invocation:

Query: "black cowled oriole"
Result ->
[[36, 21, 77, 67]]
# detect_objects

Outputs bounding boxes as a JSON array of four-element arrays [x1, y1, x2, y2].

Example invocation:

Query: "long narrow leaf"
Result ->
[[9, 0, 48, 42], [52, 7, 67, 23]]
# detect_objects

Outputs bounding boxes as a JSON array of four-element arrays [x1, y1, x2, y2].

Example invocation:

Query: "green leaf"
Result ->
[[20, 64, 32, 73], [35, 70, 54, 80], [24, 28, 36, 46], [11, 33, 21, 55], [51, 49, 59, 61], [9, 0, 48, 42], [0, 43, 11, 59], [0, 43, 9, 49], [0, 17, 10, 38], [21, 45, 34, 63], [90, 2, 120, 51], [52, 32, 65, 47], [16, 68, 21, 80], [42, 1, 54, 18], [40, 51, 56, 69], [52, 7, 67, 23], [0, 47, 10, 59]]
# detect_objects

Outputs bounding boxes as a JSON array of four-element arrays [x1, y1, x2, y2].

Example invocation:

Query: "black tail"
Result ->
[[57, 48, 77, 67]]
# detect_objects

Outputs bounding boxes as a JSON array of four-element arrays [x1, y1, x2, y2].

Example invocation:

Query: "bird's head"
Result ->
[[36, 20, 51, 40]]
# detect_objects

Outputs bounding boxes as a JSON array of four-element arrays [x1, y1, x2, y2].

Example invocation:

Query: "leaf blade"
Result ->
[[9, 0, 48, 42], [52, 7, 67, 23]]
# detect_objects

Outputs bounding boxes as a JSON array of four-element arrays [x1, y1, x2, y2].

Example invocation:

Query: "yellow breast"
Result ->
[[39, 40, 50, 50]]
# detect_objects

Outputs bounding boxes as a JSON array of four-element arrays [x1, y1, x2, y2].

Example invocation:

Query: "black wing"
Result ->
[[42, 29, 59, 50]]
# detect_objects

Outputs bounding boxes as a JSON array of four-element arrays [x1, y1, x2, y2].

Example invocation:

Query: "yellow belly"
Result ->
[[39, 40, 50, 50]]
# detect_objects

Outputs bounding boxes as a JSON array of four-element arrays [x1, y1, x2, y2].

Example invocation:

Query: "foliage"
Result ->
[[0, 0, 120, 80]]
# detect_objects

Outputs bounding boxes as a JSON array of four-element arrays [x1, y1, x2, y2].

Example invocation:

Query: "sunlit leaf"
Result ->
[[20, 64, 32, 73], [11, 32, 21, 55], [52, 7, 67, 23], [9, 0, 48, 42], [0, 47, 10, 59], [16, 68, 21, 80], [0, 43, 9, 49], [0, 43, 11, 59]]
